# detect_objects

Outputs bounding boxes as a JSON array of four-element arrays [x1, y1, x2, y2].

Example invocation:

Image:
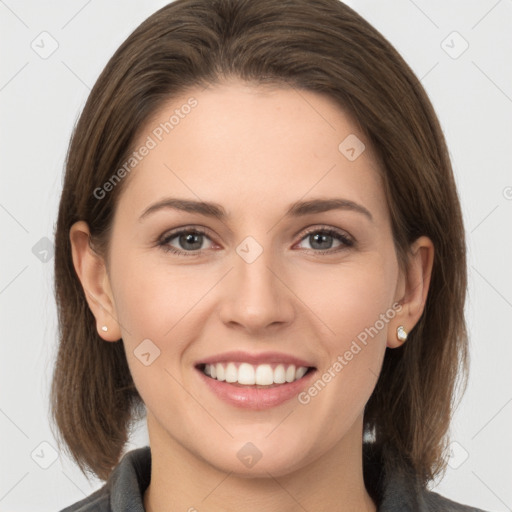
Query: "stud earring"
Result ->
[[101, 325, 108, 332], [397, 325, 408, 343]]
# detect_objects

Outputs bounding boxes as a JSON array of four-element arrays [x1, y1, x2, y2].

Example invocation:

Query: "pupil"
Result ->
[[311, 233, 332, 250], [181, 233, 202, 250]]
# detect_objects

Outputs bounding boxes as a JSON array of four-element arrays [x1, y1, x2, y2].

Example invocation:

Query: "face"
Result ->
[[102, 80, 405, 477]]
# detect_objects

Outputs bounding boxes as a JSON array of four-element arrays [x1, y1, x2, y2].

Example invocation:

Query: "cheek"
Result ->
[[295, 256, 396, 410], [108, 255, 201, 408], [109, 253, 215, 397], [110, 251, 205, 340], [299, 254, 398, 346]]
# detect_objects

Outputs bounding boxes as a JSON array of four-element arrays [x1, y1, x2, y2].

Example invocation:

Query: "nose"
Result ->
[[218, 241, 295, 334]]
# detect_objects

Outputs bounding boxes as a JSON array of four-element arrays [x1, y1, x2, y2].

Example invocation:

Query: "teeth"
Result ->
[[216, 363, 225, 381], [202, 362, 311, 385], [295, 366, 308, 380], [274, 364, 286, 384], [255, 364, 273, 385], [225, 362, 237, 383]]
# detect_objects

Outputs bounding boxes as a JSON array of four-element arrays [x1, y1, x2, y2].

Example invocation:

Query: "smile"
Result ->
[[200, 362, 312, 386], [195, 363, 317, 410]]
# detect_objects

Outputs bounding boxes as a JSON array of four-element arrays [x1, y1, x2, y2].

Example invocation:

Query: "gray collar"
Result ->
[[69, 445, 484, 512]]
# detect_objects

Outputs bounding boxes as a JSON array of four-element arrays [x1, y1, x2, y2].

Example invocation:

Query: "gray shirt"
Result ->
[[59, 445, 490, 511]]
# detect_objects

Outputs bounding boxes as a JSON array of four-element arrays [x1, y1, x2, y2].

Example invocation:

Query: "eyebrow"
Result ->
[[139, 197, 373, 222]]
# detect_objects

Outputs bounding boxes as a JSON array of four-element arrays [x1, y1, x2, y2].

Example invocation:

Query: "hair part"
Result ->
[[51, 0, 468, 484]]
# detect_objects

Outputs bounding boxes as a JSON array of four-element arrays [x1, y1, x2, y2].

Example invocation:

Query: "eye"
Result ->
[[295, 226, 354, 254], [157, 227, 214, 256], [157, 225, 354, 257]]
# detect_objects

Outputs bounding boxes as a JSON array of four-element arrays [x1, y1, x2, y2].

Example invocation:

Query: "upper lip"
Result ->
[[195, 350, 316, 368]]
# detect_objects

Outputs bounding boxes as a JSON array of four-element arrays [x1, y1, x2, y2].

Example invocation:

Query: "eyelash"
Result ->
[[156, 225, 355, 257]]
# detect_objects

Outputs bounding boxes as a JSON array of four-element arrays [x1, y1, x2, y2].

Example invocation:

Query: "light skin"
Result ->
[[70, 79, 434, 512]]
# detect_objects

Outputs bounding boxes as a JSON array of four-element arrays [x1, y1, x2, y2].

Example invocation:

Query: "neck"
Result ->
[[143, 412, 377, 512]]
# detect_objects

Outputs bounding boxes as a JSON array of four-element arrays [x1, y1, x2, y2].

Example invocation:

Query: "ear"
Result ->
[[69, 220, 122, 342], [387, 236, 434, 348]]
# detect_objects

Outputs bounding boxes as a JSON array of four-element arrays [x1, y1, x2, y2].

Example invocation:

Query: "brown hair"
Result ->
[[50, 0, 468, 485]]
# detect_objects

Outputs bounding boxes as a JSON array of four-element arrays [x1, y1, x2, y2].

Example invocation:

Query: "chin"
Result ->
[[198, 435, 312, 478]]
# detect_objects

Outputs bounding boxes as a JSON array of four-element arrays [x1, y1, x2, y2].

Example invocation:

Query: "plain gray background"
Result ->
[[1, 1, 511, 510]]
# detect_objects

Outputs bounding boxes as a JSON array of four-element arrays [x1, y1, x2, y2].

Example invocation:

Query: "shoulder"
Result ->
[[422, 488, 492, 512], [58, 486, 110, 512], [363, 442, 492, 512], [57, 446, 151, 512]]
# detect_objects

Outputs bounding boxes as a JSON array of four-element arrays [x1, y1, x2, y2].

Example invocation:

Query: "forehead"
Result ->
[[116, 80, 388, 224]]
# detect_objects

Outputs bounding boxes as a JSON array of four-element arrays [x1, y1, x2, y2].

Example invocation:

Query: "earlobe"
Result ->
[[69, 221, 122, 342], [387, 236, 434, 348]]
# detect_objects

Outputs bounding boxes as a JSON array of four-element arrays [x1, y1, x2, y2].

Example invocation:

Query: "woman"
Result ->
[[51, 0, 488, 510]]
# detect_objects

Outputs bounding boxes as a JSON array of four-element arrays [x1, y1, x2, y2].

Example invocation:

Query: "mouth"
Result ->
[[195, 362, 317, 388], [195, 362, 318, 409], [193, 351, 318, 409]]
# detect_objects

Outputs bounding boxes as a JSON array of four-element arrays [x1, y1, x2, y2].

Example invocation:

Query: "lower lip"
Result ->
[[196, 367, 317, 410]]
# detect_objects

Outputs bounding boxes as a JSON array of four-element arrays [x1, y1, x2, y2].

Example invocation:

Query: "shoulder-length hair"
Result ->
[[50, 0, 468, 484]]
